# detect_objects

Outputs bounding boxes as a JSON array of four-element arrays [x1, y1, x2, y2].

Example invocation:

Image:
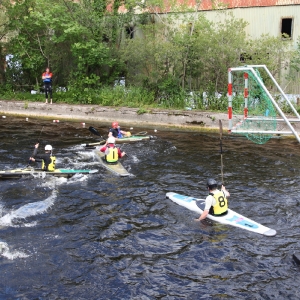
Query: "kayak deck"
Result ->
[[82, 135, 155, 147], [166, 192, 276, 236], [115, 135, 153, 143], [0, 168, 98, 179], [93, 149, 131, 177]]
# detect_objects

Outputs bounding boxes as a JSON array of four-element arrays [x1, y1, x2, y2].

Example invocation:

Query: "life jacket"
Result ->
[[105, 145, 118, 163], [110, 128, 122, 138], [42, 156, 56, 171], [209, 190, 228, 216], [117, 128, 123, 138]]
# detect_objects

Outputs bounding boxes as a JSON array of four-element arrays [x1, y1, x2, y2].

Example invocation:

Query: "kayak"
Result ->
[[93, 149, 131, 177], [114, 134, 154, 144], [166, 192, 276, 236], [0, 168, 98, 179], [81, 134, 154, 147]]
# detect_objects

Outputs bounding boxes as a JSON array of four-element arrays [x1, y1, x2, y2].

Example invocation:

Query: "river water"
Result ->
[[0, 116, 300, 300]]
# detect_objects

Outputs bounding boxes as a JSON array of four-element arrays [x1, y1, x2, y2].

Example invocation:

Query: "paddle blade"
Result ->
[[134, 131, 147, 136], [89, 126, 101, 137]]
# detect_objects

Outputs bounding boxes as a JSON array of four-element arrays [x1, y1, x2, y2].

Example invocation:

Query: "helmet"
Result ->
[[206, 178, 217, 190], [112, 122, 119, 128], [45, 145, 52, 151], [107, 137, 116, 144]]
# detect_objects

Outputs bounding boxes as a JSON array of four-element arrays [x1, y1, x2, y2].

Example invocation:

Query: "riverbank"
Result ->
[[0, 100, 229, 132], [1, 100, 299, 140]]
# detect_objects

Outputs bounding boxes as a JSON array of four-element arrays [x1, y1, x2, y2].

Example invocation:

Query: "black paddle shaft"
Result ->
[[219, 120, 224, 184], [28, 126, 44, 167], [219, 120, 223, 154], [37, 126, 44, 143]]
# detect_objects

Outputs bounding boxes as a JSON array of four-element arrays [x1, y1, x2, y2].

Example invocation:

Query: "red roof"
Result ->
[[196, 0, 300, 10], [117, 0, 300, 13]]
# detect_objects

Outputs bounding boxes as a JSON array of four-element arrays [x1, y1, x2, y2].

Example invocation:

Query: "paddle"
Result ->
[[81, 140, 106, 147], [27, 126, 44, 167], [81, 126, 105, 147], [37, 126, 44, 143], [126, 131, 147, 136], [89, 126, 102, 137], [219, 120, 224, 185]]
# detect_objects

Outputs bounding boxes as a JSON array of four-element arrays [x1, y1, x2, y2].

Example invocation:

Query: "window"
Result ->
[[125, 27, 134, 39], [281, 18, 293, 39]]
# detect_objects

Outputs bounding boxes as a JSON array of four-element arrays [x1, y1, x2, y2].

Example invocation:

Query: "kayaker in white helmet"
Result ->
[[100, 137, 126, 163], [29, 143, 56, 171]]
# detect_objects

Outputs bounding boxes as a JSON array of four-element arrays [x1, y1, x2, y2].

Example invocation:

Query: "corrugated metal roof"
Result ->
[[198, 0, 300, 10]]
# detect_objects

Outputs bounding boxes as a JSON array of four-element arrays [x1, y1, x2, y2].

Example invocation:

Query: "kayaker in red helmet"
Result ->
[[108, 121, 131, 139]]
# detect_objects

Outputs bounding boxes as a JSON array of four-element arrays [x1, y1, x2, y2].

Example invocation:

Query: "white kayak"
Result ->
[[166, 192, 276, 236]]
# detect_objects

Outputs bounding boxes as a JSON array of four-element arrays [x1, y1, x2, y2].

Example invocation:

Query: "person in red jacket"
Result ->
[[42, 67, 53, 104]]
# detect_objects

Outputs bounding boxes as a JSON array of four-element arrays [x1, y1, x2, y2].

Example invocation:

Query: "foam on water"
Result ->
[[0, 241, 29, 260], [131, 155, 140, 163], [66, 173, 89, 183], [0, 190, 57, 259], [0, 191, 57, 227]]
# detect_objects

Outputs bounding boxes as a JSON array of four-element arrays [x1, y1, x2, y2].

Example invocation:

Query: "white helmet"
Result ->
[[45, 145, 52, 151], [107, 137, 115, 144]]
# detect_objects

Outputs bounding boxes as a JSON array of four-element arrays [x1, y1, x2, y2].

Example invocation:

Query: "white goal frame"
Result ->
[[227, 65, 300, 143]]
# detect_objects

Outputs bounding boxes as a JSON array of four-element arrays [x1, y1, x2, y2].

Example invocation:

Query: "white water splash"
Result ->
[[67, 173, 89, 183], [131, 155, 140, 163], [0, 241, 29, 260], [0, 192, 56, 259], [0, 191, 57, 227], [77, 150, 95, 161], [31, 171, 47, 179]]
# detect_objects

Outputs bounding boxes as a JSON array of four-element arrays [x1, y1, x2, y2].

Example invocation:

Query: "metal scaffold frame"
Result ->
[[227, 65, 300, 143]]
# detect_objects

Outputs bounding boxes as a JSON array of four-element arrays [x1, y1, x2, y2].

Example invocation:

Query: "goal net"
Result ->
[[230, 69, 277, 144]]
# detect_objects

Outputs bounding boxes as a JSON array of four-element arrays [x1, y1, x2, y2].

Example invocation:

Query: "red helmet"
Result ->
[[112, 121, 119, 128]]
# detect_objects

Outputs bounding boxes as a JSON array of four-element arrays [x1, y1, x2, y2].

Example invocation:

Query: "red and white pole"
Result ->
[[244, 72, 249, 119], [228, 68, 233, 132]]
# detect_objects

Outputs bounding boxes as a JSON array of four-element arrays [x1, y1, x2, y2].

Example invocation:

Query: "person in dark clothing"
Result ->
[[29, 143, 56, 171], [42, 67, 53, 104], [108, 121, 131, 139]]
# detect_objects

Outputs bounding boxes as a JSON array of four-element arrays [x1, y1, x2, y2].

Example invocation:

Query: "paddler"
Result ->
[[195, 178, 230, 221], [29, 143, 56, 171], [108, 121, 131, 139], [100, 137, 126, 163]]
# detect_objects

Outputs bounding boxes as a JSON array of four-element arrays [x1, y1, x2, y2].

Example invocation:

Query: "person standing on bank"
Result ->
[[42, 67, 53, 104], [195, 178, 230, 221], [29, 143, 56, 171]]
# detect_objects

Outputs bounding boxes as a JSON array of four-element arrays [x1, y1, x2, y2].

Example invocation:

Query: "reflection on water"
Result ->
[[0, 116, 300, 299]]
